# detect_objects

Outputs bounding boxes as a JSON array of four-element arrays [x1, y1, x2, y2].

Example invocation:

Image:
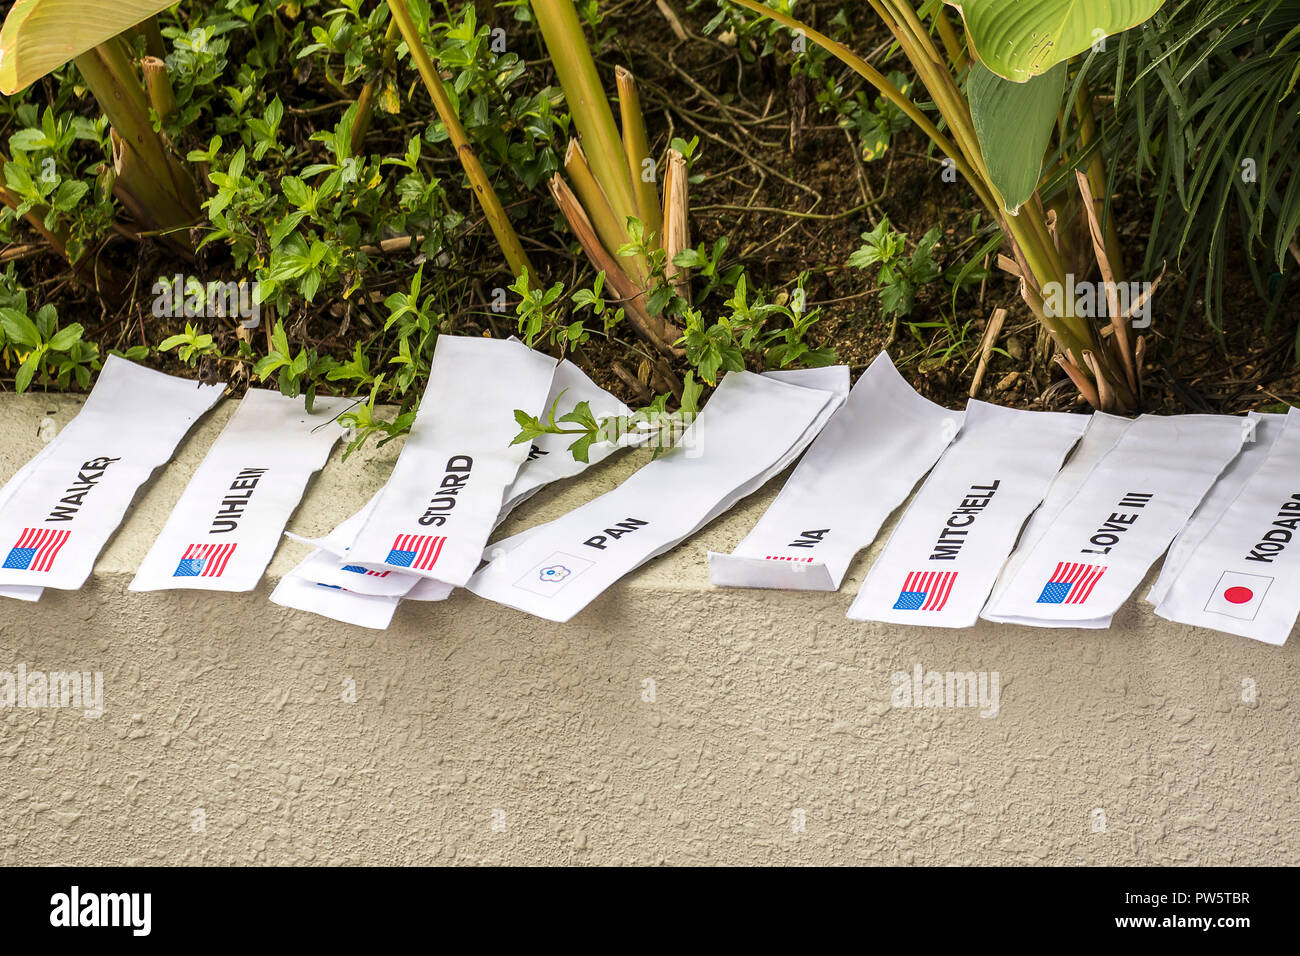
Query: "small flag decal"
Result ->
[[385, 534, 446, 571], [1036, 562, 1107, 605], [172, 542, 237, 578], [2, 527, 71, 573], [893, 570, 958, 611], [343, 564, 391, 578], [1203, 570, 1273, 621]]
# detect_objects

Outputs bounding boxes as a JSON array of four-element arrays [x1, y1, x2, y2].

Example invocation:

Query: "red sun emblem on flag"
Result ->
[[1223, 585, 1255, 604]]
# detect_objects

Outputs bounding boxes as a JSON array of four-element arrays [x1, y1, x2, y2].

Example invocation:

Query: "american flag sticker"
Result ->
[[1036, 562, 1107, 605], [764, 555, 814, 563], [343, 564, 391, 578], [172, 542, 237, 578], [386, 534, 446, 571], [893, 570, 958, 611], [2, 527, 71, 573]]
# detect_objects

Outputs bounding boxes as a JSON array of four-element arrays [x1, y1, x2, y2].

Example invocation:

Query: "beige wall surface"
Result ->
[[0, 394, 1295, 865]]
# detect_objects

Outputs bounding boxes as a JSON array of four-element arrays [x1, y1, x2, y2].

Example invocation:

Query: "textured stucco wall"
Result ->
[[0, 393, 1295, 865]]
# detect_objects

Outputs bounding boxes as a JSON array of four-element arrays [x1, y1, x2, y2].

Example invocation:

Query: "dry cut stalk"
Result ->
[[1056, 353, 1101, 409], [661, 149, 690, 302], [969, 307, 1007, 398], [1075, 170, 1136, 396], [549, 175, 681, 358], [564, 139, 645, 286]]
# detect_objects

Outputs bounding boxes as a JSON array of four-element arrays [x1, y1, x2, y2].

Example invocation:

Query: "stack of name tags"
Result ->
[[0, 342, 1295, 645]]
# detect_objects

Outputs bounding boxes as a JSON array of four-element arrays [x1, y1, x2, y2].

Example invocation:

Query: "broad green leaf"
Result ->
[[968, 60, 1066, 212], [947, 0, 1167, 81], [46, 322, 83, 351], [8, 127, 51, 151], [0, 307, 41, 348], [0, 0, 179, 94], [15, 348, 43, 392]]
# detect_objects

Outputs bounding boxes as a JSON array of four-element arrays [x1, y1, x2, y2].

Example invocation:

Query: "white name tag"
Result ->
[[983, 414, 1246, 627], [847, 401, 1088, 628], [1155, 408, 1300, 644], [467, 370, 841, 622], [709, 352, 959, 590], [0, 357, 224, 590], [343, 336, 557, 586], [130, 389, 347, 592]]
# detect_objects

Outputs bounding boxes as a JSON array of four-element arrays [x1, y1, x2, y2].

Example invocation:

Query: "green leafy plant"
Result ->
[[849, 218, 942, 317], [1094, 0, 1300, 339], [729, 0, 1171, 411], [1, 0, 202, 244], [157, 322, 219, 365], [679, 273, 835, 384], [0, 297, 98, 392]]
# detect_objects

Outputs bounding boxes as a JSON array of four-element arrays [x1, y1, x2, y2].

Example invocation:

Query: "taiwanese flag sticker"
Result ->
[[1203, 570, 1274, 621]]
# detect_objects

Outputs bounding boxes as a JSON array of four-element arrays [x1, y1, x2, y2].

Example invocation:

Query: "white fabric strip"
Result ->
[[269, 572, 400, 630], [0, 440, 57, 602], [1154, 407, 1300, 645], [982, 413, 1247, 627], [466, 369, 840, 622], [129, 389, 347, 592], [1147, 412, 1278, 605], [846, 401, 1088, 628], [708, 352, 959, 590], [285, 489, 380, 557], [985, 411, 1135, 607], [475, 366, 851, 570], [272, 365, 843, 628], [343, 336, 557, 586], [292, 545, 421, 598], [0, 356, 224, 590]]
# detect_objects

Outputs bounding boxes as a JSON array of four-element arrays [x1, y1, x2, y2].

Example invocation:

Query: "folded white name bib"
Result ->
[[0, 441, 57, 602], [985, 411, 1135, 607], [1154, 407, 1300, 645], [709, 352, 959, 590], [0, 356, 224, 590], [344, 336, 557, 586], [846, 401, 1088, 628], [1147, 412, 1279, 605], [466, 369, 840, 622], [129, 389, 348, 592], [982, 413, 1247, 627], [269, 573, 401, 630]]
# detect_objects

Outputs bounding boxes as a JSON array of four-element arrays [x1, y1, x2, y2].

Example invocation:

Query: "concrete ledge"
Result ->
[[1, 394, 1296, 865]]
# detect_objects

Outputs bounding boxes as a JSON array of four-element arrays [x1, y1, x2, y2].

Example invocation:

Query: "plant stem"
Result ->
[[531, 0, 639, 229], [932, 5, 967, 70], [141, 56, 176, 123], [614, 67, 662, 239], [352, 17, 401, 156], [73, 39, 198, 231], [385, 0, 534, 282], [565, 140, 649, 286], [1073, 78, 1126, 282]]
